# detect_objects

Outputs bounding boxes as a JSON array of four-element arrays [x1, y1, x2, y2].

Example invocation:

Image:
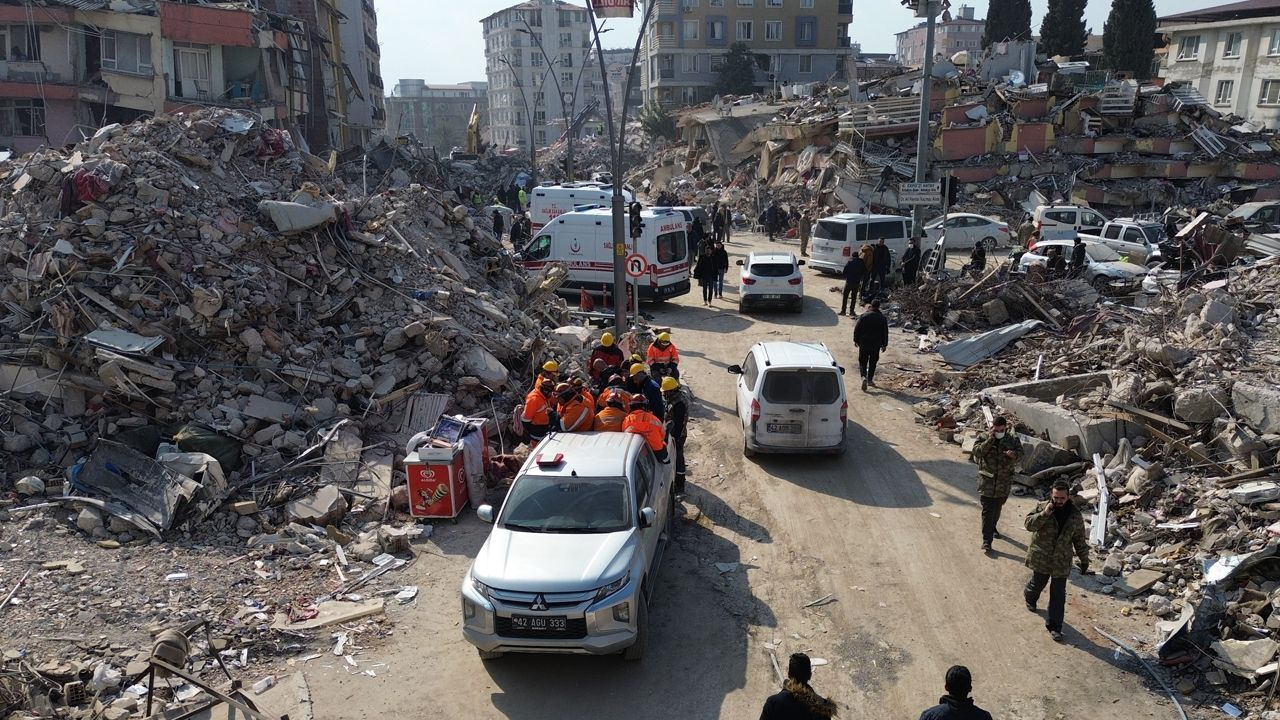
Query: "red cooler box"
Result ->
[[405, 446, 468, 518]]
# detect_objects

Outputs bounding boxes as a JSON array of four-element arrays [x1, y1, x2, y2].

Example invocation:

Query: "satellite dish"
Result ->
[[1009, 70, 1026, 87]]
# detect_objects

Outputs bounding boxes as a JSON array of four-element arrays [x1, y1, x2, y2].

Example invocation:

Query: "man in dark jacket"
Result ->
[[839, 255, 865, 316], [918, 666, 993, 720], [662, 376, 688, 493], [902, 237, 922, 285], [871, 238, 891, 292], [491, 209, 505, 239], [1069, 237, 1087, 275], [625, 363, 665, 422], [852, 299, 889, 392], [712, 241, 730, 299], [972, 415, 1023, 552], [1024, 479, 1091, 641], [759, 653, 837, 720]]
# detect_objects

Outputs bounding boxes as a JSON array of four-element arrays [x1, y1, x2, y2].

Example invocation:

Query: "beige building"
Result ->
[[895, 4, 984, 67], [641, 0, 854, 109]]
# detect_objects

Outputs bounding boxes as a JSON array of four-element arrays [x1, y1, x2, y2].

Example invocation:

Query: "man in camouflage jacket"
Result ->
[[972, 416, 1022, 552], [1023, 479, 1091, 641]]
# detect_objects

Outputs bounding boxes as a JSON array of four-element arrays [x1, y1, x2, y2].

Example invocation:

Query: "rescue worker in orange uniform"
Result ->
[[594, 395, 628, 431], [520, 379, 556, 444], [596, 374, 631, 413], [555, 382, 595, 432], [571, 376, 595, 408], [646, 332, 680, 379], [533, 360, 560, 389], [623, 393, 669, 462]]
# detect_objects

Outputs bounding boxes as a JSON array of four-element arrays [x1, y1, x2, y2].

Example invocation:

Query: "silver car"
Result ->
[[1017, 239, 1148, 294], [461, 432, 673, 661]]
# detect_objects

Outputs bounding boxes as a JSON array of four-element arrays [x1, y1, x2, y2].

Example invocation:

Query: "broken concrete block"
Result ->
[[460, 346, 508, 388], [377, 525, 415, 553], [1137, 341, 1191, 367], [330, 357, 363, 380], [382, 327, 408, 353], [1200, 297, 1237, 327], [1212, 638, 1280, 677], [1173, 386, 1228, 423], [14, 476, 44, 497], [982, 298, 1009, 325], [1016, 435, 1076, 474], [257, 199, 336, 233], [239, 327, 265, 353], [1229, 481, 1280, 505], [1233, 382, 1280, 433], [402, 321, 426, 338], [76, 507, 105, 533], [252, 423, 284, 444], [286, 485, 348, 526]]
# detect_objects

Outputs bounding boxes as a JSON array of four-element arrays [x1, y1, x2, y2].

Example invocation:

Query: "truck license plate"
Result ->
[[767, 423, 801, 434], [510, 615, 567, 632]]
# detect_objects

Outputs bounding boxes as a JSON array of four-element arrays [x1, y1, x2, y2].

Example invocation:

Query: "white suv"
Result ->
[[736, 251, 804, 313], [728, 342, 848, 457], [462, 432, 673, 661]]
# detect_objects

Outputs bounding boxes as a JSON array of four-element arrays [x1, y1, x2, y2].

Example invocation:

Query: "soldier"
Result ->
[[972, 415, 1022, 553], [1024, 479, 1091, 642]]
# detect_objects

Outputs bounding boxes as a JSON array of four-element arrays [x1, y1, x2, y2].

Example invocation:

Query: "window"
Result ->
[[0, 98, 44, 136], [634, 449, 654, 509], [537, 129, 547, 143], [0, 25, 41, 62], [172, 42, 211, 98], [797, 19, 816, 43], [534, 90, 545, 104], [1215, 79, 1234, 105], [711, 0, 724, 5], [710, 53, 725, 70], [561, 71, 572, 85], [1123, 228, 1145, 244], [761, 370, 841, 405], [765, 21, 782, 41], [799, 54, 812, 73], [766, 0, 782, 5], [1223, 31, 1242, 58], [742, 353, 760, 390], [1271, 29, 1280, 56], [561, 52, 573, 67], [708, 20, 726, 41], [656, 230, 687, 264], [1176, 35, 1200, 60], [531, 51, 543, 66], [681, 0, 699, 7], [1261, 80, 1280, 105], [534, 110, 546, 123], [801, 0, 813, 5], [737, 20, 753, 40], [525, 233, 552, 259], [101, 30, 152, 75], [1080, 210, 1105, 229], [684, 20, 698, 39], [737, 0, 753, 5], [682, 53, 699, 73]]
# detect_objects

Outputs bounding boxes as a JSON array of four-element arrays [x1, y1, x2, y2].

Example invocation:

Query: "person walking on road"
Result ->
[[857, 242, 875, 300], [872, 238, 891, 292], [759, 653, 838, 720], [798, 209, 814, 257], [852, 299, 889, 392], [839, 253, 865, 316], [713, 241, 730, 299], [902, 237, 922, 286], [491, 208, 505, 240], [694, 244, 718, 306], [662, 376, 688, 493], [918, 666, 993, 720], [973, 415, 1023, 553], [1024, 479, 1091, 642], [713, 203, 726, 244]]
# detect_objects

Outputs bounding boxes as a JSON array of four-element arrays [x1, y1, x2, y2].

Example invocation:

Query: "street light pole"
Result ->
[[911, 0, 939, 238], [519, 21, 575, 181], [497, 53, 538, 188], [587, 0, 656, 335]]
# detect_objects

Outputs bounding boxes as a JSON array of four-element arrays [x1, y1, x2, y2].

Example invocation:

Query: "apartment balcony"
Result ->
[[647, 35, 677, 51], [369, 71, 383, 89], [838, 2, 853, 14]]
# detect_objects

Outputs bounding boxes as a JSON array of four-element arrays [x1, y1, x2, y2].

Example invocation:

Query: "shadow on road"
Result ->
[[485, 506, 772, 719], [750, 421, 931, 508]]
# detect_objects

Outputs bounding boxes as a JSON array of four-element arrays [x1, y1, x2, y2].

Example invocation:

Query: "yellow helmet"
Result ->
[[542, 360, 559, 373], [601, 332, 615, 347], [629, 363, 647, 377], [657, 332, 671, 343], [660, 376, 679, 392]]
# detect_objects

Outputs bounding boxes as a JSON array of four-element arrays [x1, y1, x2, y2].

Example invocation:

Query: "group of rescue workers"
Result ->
[[517, 331, 690, 493]]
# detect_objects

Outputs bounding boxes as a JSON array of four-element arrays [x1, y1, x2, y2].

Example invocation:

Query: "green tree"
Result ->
[[1038, 0, 1088, 57], [714, 42, 756, 96], [982, 0, 1032, 47], [1103, 0, 1157, 78], [639, 102, 678, 141]]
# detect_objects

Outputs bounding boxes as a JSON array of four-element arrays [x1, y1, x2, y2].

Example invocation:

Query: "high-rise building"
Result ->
[[272, 0, 353, 151], [338, 0, 386, 145], [602, 48, 644, 121], [895, 4, 985, 67], [480, 0, 603, 152], [641, 0, 855, 109], [386, 80, 489, 150]]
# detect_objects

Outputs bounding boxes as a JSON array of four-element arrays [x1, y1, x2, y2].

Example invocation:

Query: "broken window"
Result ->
[[1223, 32, 1242, 59], [0, 25, 41, 62], [0, 98, 45, 136], [172, 42, 211, 99], [1176, 35, 1200, 60], [101, 30, 153, 75], [1215, 79, 1234, 106]]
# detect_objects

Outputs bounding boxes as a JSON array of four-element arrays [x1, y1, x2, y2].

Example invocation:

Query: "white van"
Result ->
[[809, 213, 912, 274], [528, 183, 634, 232], [727, 341, 847, 457], [516, 207, 691, 302], [1032, 204, 1107, 240]]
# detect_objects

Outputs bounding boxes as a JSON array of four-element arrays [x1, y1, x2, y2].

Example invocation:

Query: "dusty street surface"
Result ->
[[308, 231, 1185, 719]]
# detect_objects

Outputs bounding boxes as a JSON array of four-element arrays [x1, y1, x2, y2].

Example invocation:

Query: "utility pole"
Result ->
[[911, 0, 939, 238], [587, 0, 656, 336]]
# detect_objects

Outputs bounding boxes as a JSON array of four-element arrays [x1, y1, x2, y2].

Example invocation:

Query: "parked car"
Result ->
[[1077, 219, 1166, 265], [1227, 201, 1280, 228], [727, 341, 847, 457], [1032, 204, 1108, 240], [922, 213, 1011, 250], [737, 251, 805, 313], [1018, 239, 1148, 294], [461, 432, 673, 661]]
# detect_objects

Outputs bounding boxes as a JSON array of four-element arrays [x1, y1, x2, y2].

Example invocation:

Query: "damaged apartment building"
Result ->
[[0, 0, 384, 156]]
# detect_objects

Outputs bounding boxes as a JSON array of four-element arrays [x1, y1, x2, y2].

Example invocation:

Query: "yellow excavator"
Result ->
[[451, 103, 484, 160]]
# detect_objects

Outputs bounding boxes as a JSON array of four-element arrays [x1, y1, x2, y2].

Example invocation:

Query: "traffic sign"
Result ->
[[899, 181, 942, 205], [624, 253, 649, 278]]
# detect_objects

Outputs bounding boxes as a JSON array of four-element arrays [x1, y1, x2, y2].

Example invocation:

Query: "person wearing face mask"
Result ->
[[1024, 479, 1091, 642], [972, 416, 1022, 553]]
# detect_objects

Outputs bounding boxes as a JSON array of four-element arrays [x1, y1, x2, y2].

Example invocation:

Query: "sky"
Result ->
[[376, 0, 1212, 91]]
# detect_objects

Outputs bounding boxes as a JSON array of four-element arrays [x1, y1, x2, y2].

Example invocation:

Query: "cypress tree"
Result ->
[[1102, 0, 1157, 78], [982, 0, 1032, 48], [1038, 0, 1088, 57]]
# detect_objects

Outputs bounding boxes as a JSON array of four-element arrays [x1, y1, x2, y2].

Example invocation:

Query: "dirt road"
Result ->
[[308, 231, 1184, 719]]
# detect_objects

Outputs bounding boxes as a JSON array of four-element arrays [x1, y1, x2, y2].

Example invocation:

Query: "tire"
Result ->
[[743, 434, 756, 459], [1091, 276, 1112, 293], [791, 297, 803, 314], [477, 648, 504, 661], [981, 236, 997, 252], [623, 594, 648, 661], [738, 302, 747, 314]]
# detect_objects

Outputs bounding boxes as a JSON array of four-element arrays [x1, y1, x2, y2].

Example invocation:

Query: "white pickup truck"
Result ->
[[1077, 219, 1167, 265]]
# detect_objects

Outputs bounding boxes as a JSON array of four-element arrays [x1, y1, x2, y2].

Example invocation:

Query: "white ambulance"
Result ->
[[516, 207, 691, 302], [528, 182, 635, 232]]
